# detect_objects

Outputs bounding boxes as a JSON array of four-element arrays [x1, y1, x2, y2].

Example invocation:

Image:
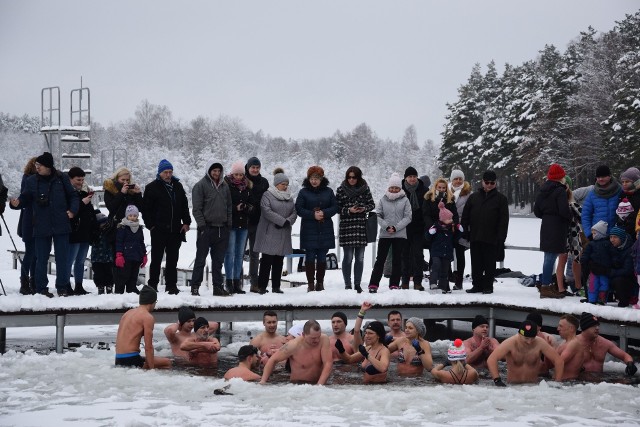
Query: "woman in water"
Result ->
[[431, 339, 478, 384], [387, 317, 432, 375]]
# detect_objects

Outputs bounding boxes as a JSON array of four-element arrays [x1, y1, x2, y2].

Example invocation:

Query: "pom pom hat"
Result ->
[[447, 338, 466, 361]]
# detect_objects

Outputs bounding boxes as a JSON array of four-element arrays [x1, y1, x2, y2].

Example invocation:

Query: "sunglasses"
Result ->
[[347, 175, 357, 180], [483, 180, 496, 185]]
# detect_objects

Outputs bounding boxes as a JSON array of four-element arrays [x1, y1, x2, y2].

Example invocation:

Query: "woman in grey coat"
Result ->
[[254, 168, 297, 294], [368, 173, 412, 293]]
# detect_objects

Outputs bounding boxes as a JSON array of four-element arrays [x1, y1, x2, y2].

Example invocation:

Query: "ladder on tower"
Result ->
[[40, 85, 92, 184]]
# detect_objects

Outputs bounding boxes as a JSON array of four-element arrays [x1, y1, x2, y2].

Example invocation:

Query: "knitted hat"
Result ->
[[331, 311, 348, 326], [246, 156, 261, 168], [447, 338, 467, 361], [404, 166, 418, 178], [230, 160, 245, 175], [125, 205, 139, 217], [518, 320, 537, 338], [139, 285, 157, 305], [365, 321, 387, 342], [237, 345, 259, 360], [407, 317, 426, 338], [620, 167, 640, 183], [547, 163, 566, 181], [616, 198, 634, 219], [450, 169, 465, 182], [591, 220, 608, 240], [482, 170, 497, 182], [580, 312, 599, 331], [563, 175, 573, 189], [36, 152, 54, 169], [609, 225, 627, 241], [438, 201, 453, 222], [67, 166, 86, 178], [387, 172, 402, 189], [595, 165, 611, 178], [273, 167, 289, 186], [472, 315, 488, 330], [158, 159, 173, 174], [208, 162, 223, 174], [178, 306, 196, 325], [307, 165, 324, 179], [194, 317, 208, 333], [526, 311, 543, 328]]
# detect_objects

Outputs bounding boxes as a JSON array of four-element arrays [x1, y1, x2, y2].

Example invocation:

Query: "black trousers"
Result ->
[[258, 253, 284, 291], [454, 243, 466, 274], [191, 226, 229, 287], [115, 260, 140, 293], [470, 241, 497, 292], [92, 262, 114, 288], [370, 238, 405, 287], [401, 229, 424, 285], [611, 276, 638, 307], [148, 229, 182, 289]]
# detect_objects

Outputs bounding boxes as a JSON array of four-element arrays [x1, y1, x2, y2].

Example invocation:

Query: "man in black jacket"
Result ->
[[461, 170, 509, 294], [245, 157, 269, 293], [143, 159, 191, 294]]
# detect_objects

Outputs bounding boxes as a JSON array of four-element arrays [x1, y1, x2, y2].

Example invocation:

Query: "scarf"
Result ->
[[340, 181, 368, 199], [268, 185, 291, 201], [120, 217, 141, 234], [227, 174, 247, 191], [385, 189, 406, 201], [594, 179, 621, 199], [404, 181, 420, 210]]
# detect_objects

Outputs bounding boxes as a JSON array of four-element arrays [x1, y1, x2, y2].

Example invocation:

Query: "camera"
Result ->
[[36, 193, 50, 207]]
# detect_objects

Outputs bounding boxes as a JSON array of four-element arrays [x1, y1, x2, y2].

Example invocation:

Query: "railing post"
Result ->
[[619, 325, 628, 352], [0, 328, 6, 354], [56, 315, 66, 354], [285, 310, 293, 333], [488, 307, 496, 339]]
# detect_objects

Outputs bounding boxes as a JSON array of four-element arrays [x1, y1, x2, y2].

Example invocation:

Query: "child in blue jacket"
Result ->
[[581, 220, 616, 304], [114, 205, 147, 294], [427, 202, 462, 294]]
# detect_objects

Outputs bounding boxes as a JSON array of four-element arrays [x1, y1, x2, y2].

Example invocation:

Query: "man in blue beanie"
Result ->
[[142, 159, 191, 294]]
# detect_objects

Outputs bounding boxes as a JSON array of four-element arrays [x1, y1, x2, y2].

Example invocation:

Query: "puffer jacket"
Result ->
[[295, 178, 339, 249], [225, 175, 255, 230], [376, 192, 412, 239], [534, 180, 571, 253], [582, 184, 622, 238], [581, 237, 616, 275], [192, 168, 232, 228], [428, 221, 460, 259], [610, 234, 634, 279], [115, 223, 146, 262]]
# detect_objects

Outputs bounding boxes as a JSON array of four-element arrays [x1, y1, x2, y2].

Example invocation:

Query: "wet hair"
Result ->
[[560, 314, 579, 330], [263, 310, 277, 320], [387, 310, 402, 320], [303, 320, 321, 335]]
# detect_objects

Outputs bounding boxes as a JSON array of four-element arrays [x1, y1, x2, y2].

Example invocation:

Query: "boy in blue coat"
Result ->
[[581, 220, 615, 304], [115, 205, 147, 294]]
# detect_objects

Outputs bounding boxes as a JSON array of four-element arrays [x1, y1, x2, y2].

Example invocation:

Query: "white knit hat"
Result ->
[[616, 198, 634, 219], [230, 160, 245, 175], [447, 338, 467, 361], [450, 169, 465, 182], [387, 172, 402, 189], [591, 220, 608, 239]]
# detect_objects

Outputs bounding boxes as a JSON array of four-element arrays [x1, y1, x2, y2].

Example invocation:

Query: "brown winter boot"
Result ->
[[305, 261, 316, 292], [315, 262, 326, 291], [539, 285, 565, 299]]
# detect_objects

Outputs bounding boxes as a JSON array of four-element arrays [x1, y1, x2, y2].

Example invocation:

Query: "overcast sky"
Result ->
[[1, 1, 638, 143]]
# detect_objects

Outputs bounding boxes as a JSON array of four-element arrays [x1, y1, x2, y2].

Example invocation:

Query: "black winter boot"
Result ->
[[74, 282, 90, 295], [233, 279, 246, 294], [305, 261, 316, 292], [315, 262, 327, 291], [19, 277, 32, 295], [225, 279, 234, 294], [29, 277, 36, 294], [214, 285, 230, 296], [191, 284, 200, 296]]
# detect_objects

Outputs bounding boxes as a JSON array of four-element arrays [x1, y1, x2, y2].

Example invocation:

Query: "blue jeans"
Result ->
[[541, 252, 559, 286], [342, 246, 365, 286], [224, 228, 249, 280], [68, 242, 90, 283], [305, 248, 329, 264], [34, 234, 70, 293], [21, 238, 37, 279]]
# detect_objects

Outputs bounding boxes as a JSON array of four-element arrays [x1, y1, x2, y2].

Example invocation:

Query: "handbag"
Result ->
[[365, 212, 378, 243]]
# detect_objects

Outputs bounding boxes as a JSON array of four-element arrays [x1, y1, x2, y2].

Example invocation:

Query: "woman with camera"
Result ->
[[103, 167, 144, 242], [223, 160, 257, 294]]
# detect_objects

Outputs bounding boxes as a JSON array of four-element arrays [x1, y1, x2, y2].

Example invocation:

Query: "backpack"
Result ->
[[326, 253, 339, 270]]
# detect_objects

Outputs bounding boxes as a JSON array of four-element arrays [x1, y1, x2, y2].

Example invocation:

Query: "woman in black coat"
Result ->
[[533, 164, 571, 297]]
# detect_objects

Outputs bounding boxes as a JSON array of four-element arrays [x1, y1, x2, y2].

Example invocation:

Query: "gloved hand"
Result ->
[[283, 220, 290, 228], [358, 344, 369, 359], [334, 339, 345, 354], [115, 252, 125, 268], [411, 339, 425, 355], [625, 361, 637, 376], [493, 377, 507, 387], [428, 226, 437, 235], [456, 224, 464, 232], [383, 335, 394, 345], [141, 254, 148, 268]]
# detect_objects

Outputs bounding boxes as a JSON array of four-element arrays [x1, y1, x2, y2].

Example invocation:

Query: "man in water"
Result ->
[[329, 312, 354, 361], [115, 285, 171, 369], [577, 312, 636, 376], [554, 314, 585, 380], [224, 345, 261, 381], [260, 320, 333, 385], [179, 317, 221, 366], [488, 320, 564, 385], [164, 306, 219, 359], [251, 310, 288, 365], [463, 315, 499, 369], [385, 310, 404, 341]]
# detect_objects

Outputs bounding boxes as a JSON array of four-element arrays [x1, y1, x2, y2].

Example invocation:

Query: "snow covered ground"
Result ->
[[1, 208, 639, 426]]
